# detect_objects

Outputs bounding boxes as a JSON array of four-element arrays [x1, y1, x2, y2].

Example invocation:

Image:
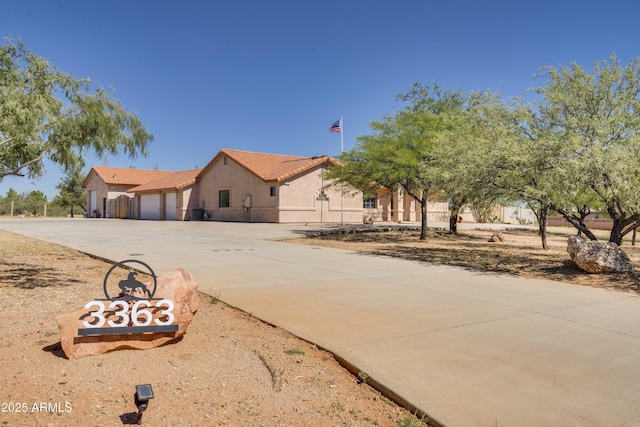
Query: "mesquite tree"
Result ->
[[326, 83, 466, 239], [0, 39, 153, 180], [526, 56, 640, 245]]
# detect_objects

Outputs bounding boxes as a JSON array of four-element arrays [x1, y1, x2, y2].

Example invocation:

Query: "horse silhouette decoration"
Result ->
[[117, 271, 150, 300]]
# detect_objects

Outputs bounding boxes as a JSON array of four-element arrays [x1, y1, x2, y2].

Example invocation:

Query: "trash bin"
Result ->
[[188, 208, 204, 221]]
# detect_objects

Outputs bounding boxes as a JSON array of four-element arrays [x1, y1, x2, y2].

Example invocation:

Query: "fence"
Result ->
[[107, 195, 135, 219], [547, 216, 614, 230]]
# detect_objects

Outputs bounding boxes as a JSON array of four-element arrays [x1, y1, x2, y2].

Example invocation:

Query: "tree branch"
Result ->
[[552, 205, 598, 240], [620, 218, 640, 239], [0, 139, 62, 178], [403, 187, 426, 204]]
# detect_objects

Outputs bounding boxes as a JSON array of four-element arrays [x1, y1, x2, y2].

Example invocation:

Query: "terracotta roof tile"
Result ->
[[223, 149, 305, 180], [267, 155, 334, 182], [83, 166, 174, 188], [199, 149, 336, 182], [127, 169, 202, 193]]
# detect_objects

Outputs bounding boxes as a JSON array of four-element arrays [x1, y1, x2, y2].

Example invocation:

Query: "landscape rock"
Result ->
[[488, 232, 505, 242], [566, 235, 633, 274], [57, 269, 199, 360]]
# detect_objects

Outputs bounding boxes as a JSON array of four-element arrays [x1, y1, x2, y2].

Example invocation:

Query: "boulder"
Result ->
[[57, 269, 199, 360], [488, 232, 505, 242], [566, 235, 633, 274]]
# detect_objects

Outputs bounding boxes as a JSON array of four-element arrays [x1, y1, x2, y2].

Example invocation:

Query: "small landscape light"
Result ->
[[134, 383, 154, 425]]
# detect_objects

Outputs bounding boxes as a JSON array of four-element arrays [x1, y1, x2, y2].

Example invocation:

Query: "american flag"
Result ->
[[330, 119, 342, 134]]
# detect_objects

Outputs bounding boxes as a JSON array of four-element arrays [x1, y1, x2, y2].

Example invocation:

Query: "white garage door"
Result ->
[[140, 194, 161, 220], [165, 193, 177, 221]]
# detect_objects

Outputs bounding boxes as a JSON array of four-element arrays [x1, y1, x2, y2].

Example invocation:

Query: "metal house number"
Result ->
[[77, 260, 178, 336]]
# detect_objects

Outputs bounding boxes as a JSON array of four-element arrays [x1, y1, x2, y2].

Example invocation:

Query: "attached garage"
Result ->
[[165, 193, 177, 221], [127, 168, 202, 221], [140, 194, 161, 220]]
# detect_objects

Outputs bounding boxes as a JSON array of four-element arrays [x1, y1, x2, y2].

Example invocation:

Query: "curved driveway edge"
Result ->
[[2, 219, 640, 426]]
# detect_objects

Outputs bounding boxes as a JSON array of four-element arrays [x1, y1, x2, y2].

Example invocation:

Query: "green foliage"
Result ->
[[0, 189, 46, 216], [537, 56, 640, 244], [0, 38, 153, 180], [485, 55, 640, 245], [357, 371, 370, 383], [0, 188, 69, 217], [429, 91, 507, 233], [470, 199, 500, 223], [327, 57, 640, 247], [326, 83, 468, 239], [396, 413, 430, 427], [4, 188, 18, 201], [53, 162, 86, 217]]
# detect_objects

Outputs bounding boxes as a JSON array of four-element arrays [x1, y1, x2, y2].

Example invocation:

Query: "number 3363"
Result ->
[[82, 299, 174, 328]]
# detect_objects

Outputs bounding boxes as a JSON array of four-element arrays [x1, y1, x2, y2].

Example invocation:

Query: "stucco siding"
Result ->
[[176, 184, 200, 221], [83, 172, 109, 217], [198, 156, 363, 223], [278, 165, 363, 223], [199, 156, 275, 222]]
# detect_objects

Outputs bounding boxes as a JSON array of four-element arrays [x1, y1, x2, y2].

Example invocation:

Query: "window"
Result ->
[[219, 189, 230, 208], [270, 186, 277, 197], [223, 156, 228, 165], [363, 197, 376, 209]]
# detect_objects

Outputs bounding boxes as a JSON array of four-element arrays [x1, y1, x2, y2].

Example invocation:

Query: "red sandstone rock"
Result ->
[[57, 269, 199, 360]]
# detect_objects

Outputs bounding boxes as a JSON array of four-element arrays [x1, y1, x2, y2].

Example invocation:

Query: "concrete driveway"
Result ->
[[2, 218, 640, 426]]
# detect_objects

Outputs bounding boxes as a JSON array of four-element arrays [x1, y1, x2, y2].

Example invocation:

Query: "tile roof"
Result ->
[[199, 149, 336, 182], [266, 156, 333, 181], [82, 166, 174, 188], [127, 168, 203, 193]]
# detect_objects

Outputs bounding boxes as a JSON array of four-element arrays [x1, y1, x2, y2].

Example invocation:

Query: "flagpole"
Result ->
[[340, 116, 344, 226], [340, 116, 344, 153], [330, 116, 345, 226]]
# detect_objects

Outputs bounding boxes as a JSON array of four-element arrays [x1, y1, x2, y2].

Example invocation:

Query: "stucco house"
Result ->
[[82, 166, 174, 218], [127, 168, 202, 221], [197, 149, 363, 223], [84, 149, 365, 223]]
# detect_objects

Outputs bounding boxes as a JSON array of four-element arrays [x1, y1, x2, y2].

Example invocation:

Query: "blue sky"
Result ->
[[2, 0, 639, 198]]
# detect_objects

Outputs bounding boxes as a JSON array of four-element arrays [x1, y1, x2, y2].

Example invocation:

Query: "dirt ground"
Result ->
[[291, 227, 640, 293], [0, 229, 425, 427]]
